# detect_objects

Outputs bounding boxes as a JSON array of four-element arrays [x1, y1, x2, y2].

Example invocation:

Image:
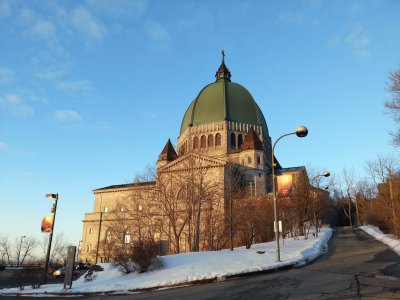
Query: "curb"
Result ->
[[0, 263, 297, 297]]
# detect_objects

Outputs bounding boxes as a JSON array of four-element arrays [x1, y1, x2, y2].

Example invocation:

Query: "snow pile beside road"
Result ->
[[360, 225, 400, 255], [0, 228, 332, 296]]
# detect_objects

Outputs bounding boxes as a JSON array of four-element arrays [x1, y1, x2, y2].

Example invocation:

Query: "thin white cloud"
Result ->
[[53, 110, 82, 122], [328, 24, 371, 59], [0, 94, 34, 116], [345, 3, 363, 15], [146, 20, 173, 46], [19, 172, 36, 177], [28, 19, 56, 40], [0, 141, 7, 151], [17, 6, 36, 26], [277, 11, 306, 24], [345, 24, 371, 58], [303, 0, 321, 6], [93, 122, 114, 132], [0, 66, 15, 85], [56, 80, 92, 92], [35, 63, 71, 80], [141, 109, 157, 119], [71, 6, 106, 40], [85, 0, 148, 19], [0, 0, 11, 18]]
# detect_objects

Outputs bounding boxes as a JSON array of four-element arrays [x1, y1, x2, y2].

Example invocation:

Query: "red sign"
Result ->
[[277, 174, 293, 197], [41, 214, 54, 233]]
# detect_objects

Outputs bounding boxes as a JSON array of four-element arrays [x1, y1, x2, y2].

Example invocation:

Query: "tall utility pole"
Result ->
[[272, 126, 308, 262], [388, 169, 399, 236], [95, 211, 103, 264], [43, 193, 58, 284]]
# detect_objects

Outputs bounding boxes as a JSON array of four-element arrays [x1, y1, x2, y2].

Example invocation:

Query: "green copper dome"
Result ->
[[180, 53, 269, 139]]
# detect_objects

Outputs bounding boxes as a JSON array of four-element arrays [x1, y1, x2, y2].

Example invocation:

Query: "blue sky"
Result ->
[[1, 0, 399, 250]]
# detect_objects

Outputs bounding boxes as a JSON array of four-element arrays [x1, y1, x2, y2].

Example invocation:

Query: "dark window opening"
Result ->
[[230, 133, 236, 147], [208, 134, 214, 147], [238, 134, 243, 149], [215, 133, 222, 146], [200, 135, 206, 148]]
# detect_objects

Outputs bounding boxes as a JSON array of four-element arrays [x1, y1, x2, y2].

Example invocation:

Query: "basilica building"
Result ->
[[79, 54, 306, 263]]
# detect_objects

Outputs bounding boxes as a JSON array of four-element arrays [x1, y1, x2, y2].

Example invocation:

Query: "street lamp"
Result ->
[[43, 193, 59, 284], [76, 240, 83, 263], [310, 172, 330, 237], [272, 126, 308, 262]]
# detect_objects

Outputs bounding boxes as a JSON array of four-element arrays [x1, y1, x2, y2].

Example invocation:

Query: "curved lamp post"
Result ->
[[272, 126, 308, 262], [43, 193, 59, 284], [310, 172, 330, 237]]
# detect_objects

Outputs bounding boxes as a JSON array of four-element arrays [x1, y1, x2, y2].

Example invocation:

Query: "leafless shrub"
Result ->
[[12, 268, 44, 290], [113, 239, 163, 274]]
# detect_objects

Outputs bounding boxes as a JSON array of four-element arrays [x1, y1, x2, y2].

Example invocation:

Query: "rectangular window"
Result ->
[[124, 234, 131, 244], [257, 156, 261, 164], [104, 207, 109, 212], [247, 157, 252, 164], [89, 228, 93, 234]]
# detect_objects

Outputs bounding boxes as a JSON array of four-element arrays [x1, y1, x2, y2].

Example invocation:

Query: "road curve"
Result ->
[[114, 228, 400, 300]]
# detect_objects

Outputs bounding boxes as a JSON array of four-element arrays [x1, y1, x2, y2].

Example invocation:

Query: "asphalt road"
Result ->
[[1, 228, 400, 299]]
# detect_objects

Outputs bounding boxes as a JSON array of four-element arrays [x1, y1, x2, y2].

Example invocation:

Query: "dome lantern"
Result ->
[[215, 50, 231, 82]]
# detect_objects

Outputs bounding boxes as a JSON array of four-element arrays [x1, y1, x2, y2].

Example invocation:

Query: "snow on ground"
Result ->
[[0, 228, 332, 296], [360, 225, 400, 255]]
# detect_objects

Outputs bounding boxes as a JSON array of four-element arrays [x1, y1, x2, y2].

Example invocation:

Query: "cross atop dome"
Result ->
[[215, 50, 231, 82]]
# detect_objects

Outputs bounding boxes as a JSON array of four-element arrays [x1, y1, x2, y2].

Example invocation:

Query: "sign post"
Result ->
[[64, 246, 76, 289]]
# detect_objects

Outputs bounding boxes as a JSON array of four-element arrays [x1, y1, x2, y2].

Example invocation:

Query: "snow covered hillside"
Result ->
[[1, 228, 332, 296]]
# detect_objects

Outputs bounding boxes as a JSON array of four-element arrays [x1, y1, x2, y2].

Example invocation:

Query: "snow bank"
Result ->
[[360, 225, 400, 255], [0, 228, 332, 296]]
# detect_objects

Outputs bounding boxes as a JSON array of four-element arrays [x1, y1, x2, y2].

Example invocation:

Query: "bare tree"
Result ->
[[157, 154, 222, 253], [224, 163, 246, 250], [366, 155, 400, 235], [343, 168, 359, 227], [385, 68, 400, 146], [40, 232, 69, 265], [0, 235, 12, 265], [15, 237, 37, 266], [234, 195, 256, 249], [253, 195, 275, 243], [283, 174, 312, 238]]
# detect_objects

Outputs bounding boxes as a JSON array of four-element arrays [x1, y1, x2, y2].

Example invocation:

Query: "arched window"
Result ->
[[215, 133, 222, 146], [200, 135, 206, 148], [208, 134, 214, 147], [238, 134, 243, 149], [123, 231, 131, 244], [193, 136, 199, 149], [230, 133, 236, 148]]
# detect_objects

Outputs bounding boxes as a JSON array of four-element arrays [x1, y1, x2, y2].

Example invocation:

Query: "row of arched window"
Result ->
[[179, 131, 268, 154], [179, 133, 223, 155], [230, 132, 244, 149], [193, 133, 222, 149]]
